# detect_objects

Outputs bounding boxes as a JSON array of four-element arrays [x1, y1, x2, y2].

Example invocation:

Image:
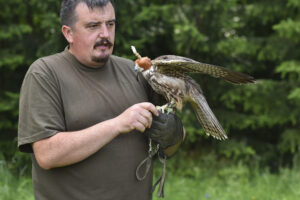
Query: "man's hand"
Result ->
[[115, 102, 159, 133]]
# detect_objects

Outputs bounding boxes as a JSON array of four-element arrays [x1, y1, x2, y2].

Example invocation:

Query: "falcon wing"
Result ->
[[190, 92, 227, 140], [185, 77, 227, 140], [152, 55, 255, 84]]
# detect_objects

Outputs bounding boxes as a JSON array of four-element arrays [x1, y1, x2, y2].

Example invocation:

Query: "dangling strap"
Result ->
[[151, 155, 167, 198], [136, 139, 158, 181], [136, 140, 167, 198]]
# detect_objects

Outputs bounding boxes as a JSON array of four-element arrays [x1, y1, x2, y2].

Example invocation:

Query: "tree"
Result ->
[[0, 0, 299, 173], [0, 0, 64, 174]]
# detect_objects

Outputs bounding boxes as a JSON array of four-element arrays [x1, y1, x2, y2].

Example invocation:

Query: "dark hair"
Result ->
[[60, 0, 115, 27]]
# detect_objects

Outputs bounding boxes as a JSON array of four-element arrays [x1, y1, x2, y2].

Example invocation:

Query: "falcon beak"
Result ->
[[134, 63, 143, 72]]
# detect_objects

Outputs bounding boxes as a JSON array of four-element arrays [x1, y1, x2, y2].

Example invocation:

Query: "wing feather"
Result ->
[[152, 55, 255, 84], [189, 90, 228, 140], [185, 78, 227, 140]]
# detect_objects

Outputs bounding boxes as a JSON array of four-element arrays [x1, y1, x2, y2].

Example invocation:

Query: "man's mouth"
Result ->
[[94, 39, 113, 50]]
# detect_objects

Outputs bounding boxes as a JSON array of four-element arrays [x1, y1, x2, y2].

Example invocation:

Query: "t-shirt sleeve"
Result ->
[[18, 60, 66, 153]]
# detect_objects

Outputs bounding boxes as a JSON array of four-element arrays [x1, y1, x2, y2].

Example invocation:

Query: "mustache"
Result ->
[[94, 39, 113, 48]]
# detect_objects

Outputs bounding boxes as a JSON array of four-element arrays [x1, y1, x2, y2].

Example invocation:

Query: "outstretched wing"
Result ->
[[185, 77, 227, 140], [190, 92, 228, 140], [152, 55, 255, 84]]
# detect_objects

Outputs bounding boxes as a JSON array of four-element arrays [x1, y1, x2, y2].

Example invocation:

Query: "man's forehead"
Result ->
[[75, 2, 115, 22]]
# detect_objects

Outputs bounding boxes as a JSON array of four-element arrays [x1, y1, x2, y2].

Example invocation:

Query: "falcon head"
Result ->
[[131, 45, 152, 72], [134, 57, 152, 72]]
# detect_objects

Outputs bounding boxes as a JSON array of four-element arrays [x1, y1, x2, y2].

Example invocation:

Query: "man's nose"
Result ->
[[99, 24, 109, 38]]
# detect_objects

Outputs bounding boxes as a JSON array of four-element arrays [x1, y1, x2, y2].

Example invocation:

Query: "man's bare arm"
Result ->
[[33, 102, 158, 170]]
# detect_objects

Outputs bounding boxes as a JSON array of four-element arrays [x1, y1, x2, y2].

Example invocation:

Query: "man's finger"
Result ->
[[135, 121, 146, 132], [139, 102, 159, 116], [137, 116, 149, 129], [140, 109, 153, 128]]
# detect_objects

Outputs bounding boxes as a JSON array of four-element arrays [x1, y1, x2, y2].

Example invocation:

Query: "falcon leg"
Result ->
[[156, 104, 168, 114], [156, 101, 176, 114]]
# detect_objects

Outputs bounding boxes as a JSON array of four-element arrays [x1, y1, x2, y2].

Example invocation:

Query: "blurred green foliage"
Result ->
[[0, 0, 300, 175]]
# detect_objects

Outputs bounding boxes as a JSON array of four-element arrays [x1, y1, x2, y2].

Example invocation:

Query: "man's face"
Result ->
[[67, 2, 116, 67]]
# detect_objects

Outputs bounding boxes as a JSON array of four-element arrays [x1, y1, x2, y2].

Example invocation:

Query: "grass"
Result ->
[[0, 161, 300, 200], [152, 163, 300, 200], [0, 162, 33, 200]]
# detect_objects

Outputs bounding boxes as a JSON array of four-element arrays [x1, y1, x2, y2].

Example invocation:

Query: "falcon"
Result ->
[[131, 46, 255, 140]]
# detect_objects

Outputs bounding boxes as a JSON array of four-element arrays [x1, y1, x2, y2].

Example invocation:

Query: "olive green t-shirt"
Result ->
[[18, 48, 153, 200]]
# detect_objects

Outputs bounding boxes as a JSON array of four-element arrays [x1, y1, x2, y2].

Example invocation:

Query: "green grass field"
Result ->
[[1, 163, 299, 200], [153, 167, 300, 200], [0, 163, 33, 200]]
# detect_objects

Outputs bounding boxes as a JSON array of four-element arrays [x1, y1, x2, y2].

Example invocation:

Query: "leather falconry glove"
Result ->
[[136, 110, 184, 198], [145, 110, 184, 158]]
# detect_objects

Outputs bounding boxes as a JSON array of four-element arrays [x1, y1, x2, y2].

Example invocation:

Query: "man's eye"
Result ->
[[88, 24, 98, 29], [107, 22, 115, 27]]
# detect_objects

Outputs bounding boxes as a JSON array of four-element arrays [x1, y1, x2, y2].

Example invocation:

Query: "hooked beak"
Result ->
[[134, 63, 143, 72], [135, 64, 143, 81]]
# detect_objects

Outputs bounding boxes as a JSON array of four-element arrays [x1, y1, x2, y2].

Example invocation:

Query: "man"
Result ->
[[18, 0, 183, 199]]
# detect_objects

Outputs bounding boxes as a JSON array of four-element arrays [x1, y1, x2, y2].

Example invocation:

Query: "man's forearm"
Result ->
[[33, 118, 119, 170], [32, 102, 158, 170]]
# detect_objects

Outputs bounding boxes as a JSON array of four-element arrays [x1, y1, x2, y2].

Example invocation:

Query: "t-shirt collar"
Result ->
[[64, 46, 111, 71]]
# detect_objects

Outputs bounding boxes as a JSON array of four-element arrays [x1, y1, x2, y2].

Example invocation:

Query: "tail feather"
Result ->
[[189, 88, 228, 140]]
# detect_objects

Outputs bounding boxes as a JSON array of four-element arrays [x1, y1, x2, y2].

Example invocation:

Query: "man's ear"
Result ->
[[62, 25, 73, 43]]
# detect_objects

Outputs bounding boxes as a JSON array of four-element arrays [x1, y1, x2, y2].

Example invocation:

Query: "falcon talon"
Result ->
[[155, 105, 165, 113]]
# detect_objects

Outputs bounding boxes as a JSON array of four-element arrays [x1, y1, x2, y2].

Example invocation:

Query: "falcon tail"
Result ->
[[187, 81, 228, 140]]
